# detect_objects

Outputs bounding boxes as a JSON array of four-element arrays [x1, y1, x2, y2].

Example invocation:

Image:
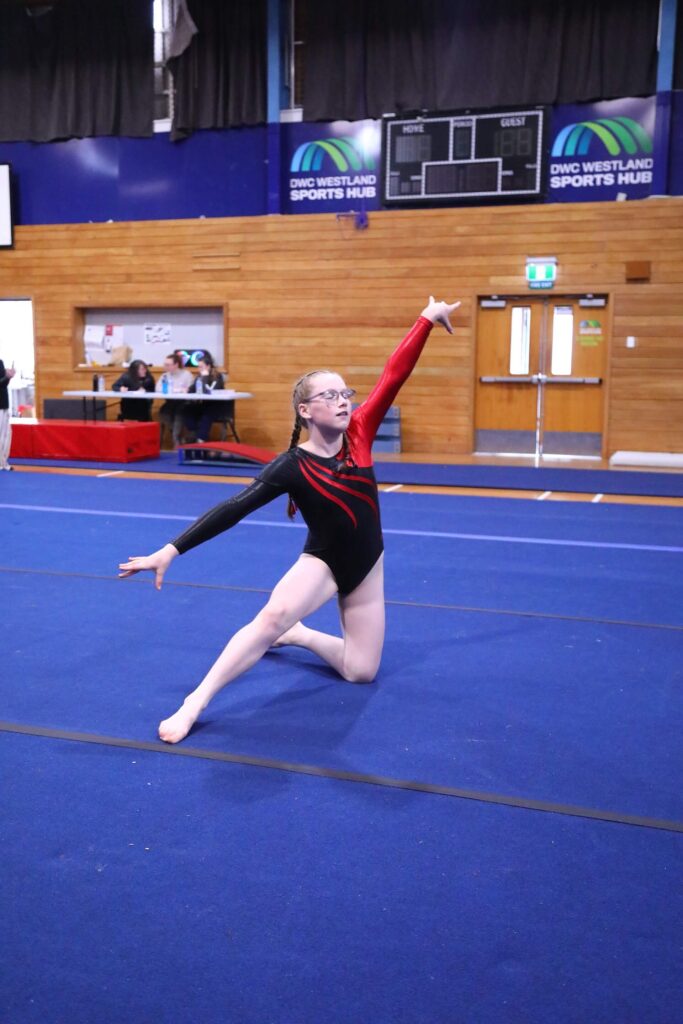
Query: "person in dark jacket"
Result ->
[[0, 357, 16, 470], [112, 359, 155, 421], [183, 353, 226, 441]]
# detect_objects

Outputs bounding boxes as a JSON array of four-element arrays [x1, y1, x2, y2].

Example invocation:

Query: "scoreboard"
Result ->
[[382, 108, 546, 205]]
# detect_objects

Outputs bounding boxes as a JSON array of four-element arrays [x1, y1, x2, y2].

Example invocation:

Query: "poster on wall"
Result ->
[[547, 96, 656, 202], [144, 323, 172, 345], [579, 319, 603, 345], [282, 120, 381, 215], [0, 163, 12, 247]]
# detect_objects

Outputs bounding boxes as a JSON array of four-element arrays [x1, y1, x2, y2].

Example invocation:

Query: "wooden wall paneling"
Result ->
[[0, 198, 681, 454]]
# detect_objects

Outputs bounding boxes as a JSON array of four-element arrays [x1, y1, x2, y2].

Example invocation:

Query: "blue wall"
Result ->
[[670, 91, 683, 194], [0, 128, 268, 225]]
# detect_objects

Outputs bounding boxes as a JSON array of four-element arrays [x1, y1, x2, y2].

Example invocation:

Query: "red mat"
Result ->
[[10, 420, 160, 463]]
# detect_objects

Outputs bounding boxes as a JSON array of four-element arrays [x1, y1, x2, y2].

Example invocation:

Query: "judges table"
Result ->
[[11, 391, 254, 463], [64, 388, 253, 446], [62, 389, 253, 421]]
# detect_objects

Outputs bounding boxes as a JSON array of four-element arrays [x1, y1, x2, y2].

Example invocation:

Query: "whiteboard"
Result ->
[[82, 306, 224, 367], [0, 165, 12, 248]]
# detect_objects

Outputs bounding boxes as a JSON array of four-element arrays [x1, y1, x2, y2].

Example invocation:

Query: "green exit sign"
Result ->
[[526, 259, 557, 289]]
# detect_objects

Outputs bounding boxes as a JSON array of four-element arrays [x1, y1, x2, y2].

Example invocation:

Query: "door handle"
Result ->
[[544, 377, 603, 385], [479, 376, 537, 384]]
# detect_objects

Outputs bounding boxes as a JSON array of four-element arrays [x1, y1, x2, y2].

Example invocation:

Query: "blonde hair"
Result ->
[[286, 370, 341, 518]]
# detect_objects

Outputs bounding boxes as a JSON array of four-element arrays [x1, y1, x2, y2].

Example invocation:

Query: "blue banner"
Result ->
[[669, 91, 683, 195], [547, 96, 656, 202], [281, 120, 381, 215], [0, 128, 267, 225]]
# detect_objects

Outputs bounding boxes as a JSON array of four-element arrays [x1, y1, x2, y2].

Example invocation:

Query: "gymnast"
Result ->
[[118, 296, 460, 743]]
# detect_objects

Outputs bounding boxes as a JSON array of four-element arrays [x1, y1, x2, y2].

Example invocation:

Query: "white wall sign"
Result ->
[[0, 164, 13, 247]]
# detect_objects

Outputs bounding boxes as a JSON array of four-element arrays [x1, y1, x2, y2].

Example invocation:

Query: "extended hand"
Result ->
[[118, 544, 178, 590], [421, 296, 461, 334]]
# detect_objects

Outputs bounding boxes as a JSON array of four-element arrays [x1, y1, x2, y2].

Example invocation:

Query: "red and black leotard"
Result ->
[[170, 317, 434, 595]]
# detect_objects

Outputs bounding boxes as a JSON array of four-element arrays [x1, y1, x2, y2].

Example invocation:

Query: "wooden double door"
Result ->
[[474, 295, 608, 457]]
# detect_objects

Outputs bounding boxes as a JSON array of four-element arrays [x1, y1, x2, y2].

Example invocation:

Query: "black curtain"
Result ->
[[302, 0, 659, 122], [0, 0, 153, 142], [169, 0, 267, 140], [675, 2, 683, 90]]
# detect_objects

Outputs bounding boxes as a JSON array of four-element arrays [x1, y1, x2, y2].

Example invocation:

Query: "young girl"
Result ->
[[119, 297, 460, 743]]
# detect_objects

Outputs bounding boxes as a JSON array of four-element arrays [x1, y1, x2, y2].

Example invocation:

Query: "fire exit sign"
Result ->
[[526, 258, 557, 289]]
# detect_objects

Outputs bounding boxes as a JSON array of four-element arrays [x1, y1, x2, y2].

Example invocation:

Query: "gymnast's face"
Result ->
[[300, 372, 353, 432]]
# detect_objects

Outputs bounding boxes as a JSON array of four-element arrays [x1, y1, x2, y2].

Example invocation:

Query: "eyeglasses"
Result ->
[[306, 388, 356, 405]]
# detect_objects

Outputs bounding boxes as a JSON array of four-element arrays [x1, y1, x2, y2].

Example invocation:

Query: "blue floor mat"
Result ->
[[2, 473, 682, 626], [3, 731, 682, 1024], [4, 469, 683, 546], [2, 570, 681, 822], [10, 452, 683, 495]]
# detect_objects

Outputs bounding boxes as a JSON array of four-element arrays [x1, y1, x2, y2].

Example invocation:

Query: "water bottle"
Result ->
[[162, 374, 169, 395], [92, 374, 99, 391], [196, 375, 205, 395], [98, 374, 105, 392]]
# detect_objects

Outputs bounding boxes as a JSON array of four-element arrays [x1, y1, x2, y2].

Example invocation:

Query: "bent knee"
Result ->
[[343, 665, 378, 685]]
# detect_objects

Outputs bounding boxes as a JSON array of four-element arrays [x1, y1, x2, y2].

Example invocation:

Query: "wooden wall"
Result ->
[[0, 197, 681, 455]]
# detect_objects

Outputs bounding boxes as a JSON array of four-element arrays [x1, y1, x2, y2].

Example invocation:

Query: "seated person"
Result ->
[[112, 360, 155, 421], [156, 352, 193, 447], [183, 353, 226, 442]]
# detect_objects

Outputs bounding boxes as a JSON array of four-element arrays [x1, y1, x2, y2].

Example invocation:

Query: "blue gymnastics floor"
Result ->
[[1, 470, 682, 1023], [10, 450, 683, 495], [4, 731, 681, 1024]]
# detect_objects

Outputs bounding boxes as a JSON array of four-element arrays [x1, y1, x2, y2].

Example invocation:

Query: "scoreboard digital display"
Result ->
[[382, 108, 546, 205]]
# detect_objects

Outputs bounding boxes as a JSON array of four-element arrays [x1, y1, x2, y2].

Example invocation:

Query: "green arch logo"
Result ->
[[552, 117, 652, 157], [290, 137, 375, 173]]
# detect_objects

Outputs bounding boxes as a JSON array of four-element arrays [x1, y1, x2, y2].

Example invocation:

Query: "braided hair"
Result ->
[[286, 369, 336, 518]]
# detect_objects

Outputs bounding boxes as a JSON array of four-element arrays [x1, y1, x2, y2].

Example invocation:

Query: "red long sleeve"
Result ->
[[347, 316, 433, 466]]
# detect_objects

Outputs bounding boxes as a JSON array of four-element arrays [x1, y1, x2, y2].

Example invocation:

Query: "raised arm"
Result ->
[[352, 297, 460, 444]]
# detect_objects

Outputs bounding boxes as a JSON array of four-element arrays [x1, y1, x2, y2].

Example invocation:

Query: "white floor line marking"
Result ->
[[537, 491, 552, 501], [383, 483, 403, 493], [1, 502, 682, 553], [97, 470, 125, 478], [592, 493, 604, 503]]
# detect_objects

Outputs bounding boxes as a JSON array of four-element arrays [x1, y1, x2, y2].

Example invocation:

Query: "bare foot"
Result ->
[[158, 696, 203, 744], [271, 622, 308, 649]]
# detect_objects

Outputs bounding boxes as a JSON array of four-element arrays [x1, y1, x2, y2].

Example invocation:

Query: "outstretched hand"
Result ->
[[421, 296, 461, 334], [118, 543, 178, 591]]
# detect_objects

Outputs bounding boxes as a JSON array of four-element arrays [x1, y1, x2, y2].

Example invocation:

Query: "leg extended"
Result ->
[[159, 554, 339, 743]]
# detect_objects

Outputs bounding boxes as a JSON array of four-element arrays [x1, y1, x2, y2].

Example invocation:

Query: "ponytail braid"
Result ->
[[286, 367, 339, 517], [287, 415, 303, 518]]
